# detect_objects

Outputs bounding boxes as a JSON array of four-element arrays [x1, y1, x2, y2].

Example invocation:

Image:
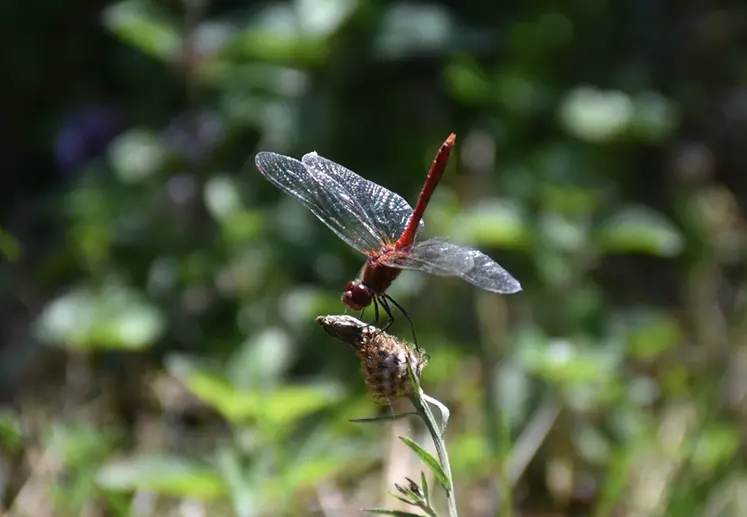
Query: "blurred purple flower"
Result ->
[[54, 105, 122, 172]]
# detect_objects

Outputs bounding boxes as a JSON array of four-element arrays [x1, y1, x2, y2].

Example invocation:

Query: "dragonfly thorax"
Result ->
[[342, 280, 374, 311]]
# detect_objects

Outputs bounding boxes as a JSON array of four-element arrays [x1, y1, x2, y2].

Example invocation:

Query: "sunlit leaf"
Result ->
[[228, 30, 329, 65], [286, 456, 346, 488], [204, 175, 243, 221], [296, 0, 358, 37], [399, 437, 448, 490], [97, 455, 225, 499], [447, 199, 529, 249], [375, 3, 452, 60], [167, 354, 339, 425], [263, 384, 344, 426], [690, 425, 740, 474], [227, 328, 294, 389], [571, 423, 613, 464], [560, 86, 633, 143], [596, 205, 684, 257], [516, 332, 624, 391], [45, 424, 119, 467], [221, 4, 329, 65], [538, 211, 588, 252], [495, 360, 531, 429], [108, 129, 167, 184], [35, 284, 165, 351], [216, 447, 258, 517], [166, 354, 261, 422], [449, 433, 491, 477], [102, 2, 181, 61]]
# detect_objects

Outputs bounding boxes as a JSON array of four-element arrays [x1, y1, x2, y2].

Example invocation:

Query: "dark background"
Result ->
[[2, 1, 747, 516]]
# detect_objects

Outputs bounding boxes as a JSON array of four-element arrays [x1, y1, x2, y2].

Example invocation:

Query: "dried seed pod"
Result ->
[[316, 315, 428, 404]]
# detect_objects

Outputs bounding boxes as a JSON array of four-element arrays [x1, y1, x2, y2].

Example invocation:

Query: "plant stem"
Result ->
[[412, 389, 458, 517]]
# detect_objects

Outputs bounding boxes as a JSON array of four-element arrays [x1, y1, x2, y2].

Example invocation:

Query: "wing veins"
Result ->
[[256, 152, 386, 253]]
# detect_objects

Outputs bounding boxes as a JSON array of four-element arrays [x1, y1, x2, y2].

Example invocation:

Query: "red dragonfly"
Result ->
[[255, 134, 521, 335]]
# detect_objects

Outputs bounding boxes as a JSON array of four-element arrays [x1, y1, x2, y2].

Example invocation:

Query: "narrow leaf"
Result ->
[[366, 509, 424, 517], [350, 412, 417, 424], [390, 493, 419, 506], [420, 471, 430, 504], [399, 436, 449, 489]]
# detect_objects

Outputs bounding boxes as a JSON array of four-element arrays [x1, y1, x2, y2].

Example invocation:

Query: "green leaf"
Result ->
[[690, 425, 740, 474], [390, 493, 418, 506], [166, 354, 261, 422], [35, 283, 165, 351], [450, 433, 491, 477], [0, 411, 22, 452], [262, 384, 343, 426], [366, 510, 425, 517], [167, 355, 340, 425], [222, 5, 330, 66], [447, 200, 529, 250], [444, 58, 490, 104], [286, 456, 346, 488], [0, 226, 21, 261], [559, 86, 633, 143], [108, 129, 167, 184], [612, 310, 682, 360], [374, 3, 452, 60], [102, 3, 181, 61], [350, 412, 417, 424], [399, 436, 449, 490], [45, 424, 119, 467], [422, 394, 450, 434], [227, 328, 294, 389], [215, 447, 257, 517], [97, 455, 225, 499], [295, 0, 358, 38], [596, 205, 684, 257], [420, 471, 430, 504]]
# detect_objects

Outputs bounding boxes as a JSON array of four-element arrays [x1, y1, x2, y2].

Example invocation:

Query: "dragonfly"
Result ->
[[255, 134, 521, 341]]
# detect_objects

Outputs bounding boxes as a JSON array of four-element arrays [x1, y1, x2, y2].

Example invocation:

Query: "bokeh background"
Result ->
[[3, 1, 747, 516]]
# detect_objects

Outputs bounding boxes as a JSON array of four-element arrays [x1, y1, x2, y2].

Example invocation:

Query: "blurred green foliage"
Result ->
[[2, 0, 747, 516]]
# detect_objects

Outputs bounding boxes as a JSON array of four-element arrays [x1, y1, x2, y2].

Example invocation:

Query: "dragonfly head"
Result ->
[[342, 280, 373, 311]]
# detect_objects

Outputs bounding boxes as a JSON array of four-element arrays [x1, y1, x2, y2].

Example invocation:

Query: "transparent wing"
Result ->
[[301, 152, 424, 242], [382, 239, 522, 294], [255, 152, 386, 253]]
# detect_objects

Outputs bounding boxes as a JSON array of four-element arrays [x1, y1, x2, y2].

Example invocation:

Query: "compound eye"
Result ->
[[342, 282, 372, 310]]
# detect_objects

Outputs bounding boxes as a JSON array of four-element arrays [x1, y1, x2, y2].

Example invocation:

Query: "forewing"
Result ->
[[255, 152, 385, 253], [382, 239, 522, 294], [301, 152, 424, 242]]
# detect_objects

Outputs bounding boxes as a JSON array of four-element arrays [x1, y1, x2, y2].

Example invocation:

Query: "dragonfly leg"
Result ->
[[377, 296, 396, 333], [382, 295, 419, 350], [359, 297, 386, 339], [371, 297, 380, 325]]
